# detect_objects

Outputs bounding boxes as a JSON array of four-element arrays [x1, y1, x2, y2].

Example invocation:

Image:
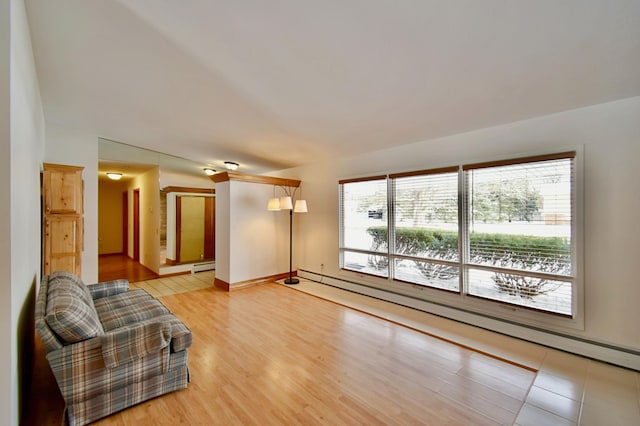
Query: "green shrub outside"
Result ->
[[366, 226, 570, 299]]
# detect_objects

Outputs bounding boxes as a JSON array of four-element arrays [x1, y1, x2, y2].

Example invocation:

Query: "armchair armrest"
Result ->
[[87, 279, 129, 300], [101, 322, 172, 369]]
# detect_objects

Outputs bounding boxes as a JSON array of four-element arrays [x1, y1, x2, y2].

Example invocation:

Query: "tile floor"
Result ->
[[142, 272, 640, 425], [130, 270, 215, 297]]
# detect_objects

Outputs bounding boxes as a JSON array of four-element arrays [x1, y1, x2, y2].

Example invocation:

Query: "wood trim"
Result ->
[[215, 272, 294, 292], [42, 163, 84, 172], [210, 171, 300, 187], [163, 186, 215, 194], [463, 151, 576, 171], [122, 191, 128, 255], [389, 166, 459, 179], [214, 278, 230, 291], [338, 175, 387, 185]]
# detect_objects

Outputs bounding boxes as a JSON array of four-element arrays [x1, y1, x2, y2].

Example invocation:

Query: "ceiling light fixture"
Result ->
[[106, 172, 123, 180], [224, 161, 239, 171], [204, 168, 216, 176]]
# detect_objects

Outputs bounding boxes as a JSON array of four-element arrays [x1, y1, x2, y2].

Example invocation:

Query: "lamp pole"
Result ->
[[284, 208, 299, 284]]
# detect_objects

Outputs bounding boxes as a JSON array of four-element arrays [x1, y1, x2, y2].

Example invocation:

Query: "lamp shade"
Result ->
[[294, 199, 308, 213], [279, 196, 293, 210], [267, 197, 280, 211]]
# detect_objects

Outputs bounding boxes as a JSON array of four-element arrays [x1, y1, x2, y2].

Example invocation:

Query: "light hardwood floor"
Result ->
[[287, 278, 640, 426], [27, 278, 536, 425], [98, 254, 158, 283]]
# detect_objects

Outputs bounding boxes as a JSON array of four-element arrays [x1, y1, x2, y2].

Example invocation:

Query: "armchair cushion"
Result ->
[[88, 279, 129, 300], [48, 271, 95, 307], [94, 291, 192, 352], [101, 322, 172, 369], [46, 290, 104, 344], [95, 290, 170, 331]]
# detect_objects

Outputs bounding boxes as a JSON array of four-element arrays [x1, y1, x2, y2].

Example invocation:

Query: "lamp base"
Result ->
[[284, 278, 299, 285]]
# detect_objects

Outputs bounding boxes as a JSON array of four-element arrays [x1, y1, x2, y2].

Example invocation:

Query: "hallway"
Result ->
[[98, 254, 158, 283]]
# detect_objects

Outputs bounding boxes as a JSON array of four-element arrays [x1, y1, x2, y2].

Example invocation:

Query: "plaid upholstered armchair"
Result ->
[[35, 271, 192, 425]]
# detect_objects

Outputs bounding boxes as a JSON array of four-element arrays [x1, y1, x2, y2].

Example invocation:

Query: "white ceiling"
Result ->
[[25, 0, 640, 174]]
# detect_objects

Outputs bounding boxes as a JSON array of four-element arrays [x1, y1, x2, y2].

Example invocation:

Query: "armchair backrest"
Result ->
[[35, 275, 64, 353]]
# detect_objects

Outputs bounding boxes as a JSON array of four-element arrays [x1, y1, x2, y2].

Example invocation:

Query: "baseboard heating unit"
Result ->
[[191, 261, 215, 274]]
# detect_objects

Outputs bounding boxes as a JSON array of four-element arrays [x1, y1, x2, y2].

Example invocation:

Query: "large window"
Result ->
[[339, 176, 389, 278], [339, 152, 577, 317], [391, 167, 460, 291]]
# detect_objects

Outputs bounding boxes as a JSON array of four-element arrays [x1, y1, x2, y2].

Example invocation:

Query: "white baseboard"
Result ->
[[191, 261, 215, 274]]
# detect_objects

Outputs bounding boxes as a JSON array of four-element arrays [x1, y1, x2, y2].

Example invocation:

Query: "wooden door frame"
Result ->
[[122, 191, 128, 255], [175, 195, 182, 263], [133, 189, 140, 261], [175, 195, 214, 262], [204, 196, 215, 259]]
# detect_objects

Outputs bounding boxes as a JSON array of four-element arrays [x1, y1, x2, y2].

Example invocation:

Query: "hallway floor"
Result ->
[[98, 254, 158, 282]]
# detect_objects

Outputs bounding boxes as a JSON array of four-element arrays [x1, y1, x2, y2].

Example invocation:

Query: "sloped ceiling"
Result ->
[[26, 0, 640, 174]]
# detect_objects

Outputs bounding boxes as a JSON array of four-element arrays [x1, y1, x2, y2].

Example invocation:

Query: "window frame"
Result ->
[[339, 175, 390, 279], [389, 166, 461, 293], [338, 150, 583, 329]]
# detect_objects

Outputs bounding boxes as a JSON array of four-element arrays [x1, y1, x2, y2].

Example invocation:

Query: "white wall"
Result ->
[[214, 180, 286, 285], [214, 182, 230, 283], [44, 123, 99, 284], [228, 181, 285, 283], [3, 1, 46, 425], [0, 0, 11, 420], [285, 97, 640, 356]]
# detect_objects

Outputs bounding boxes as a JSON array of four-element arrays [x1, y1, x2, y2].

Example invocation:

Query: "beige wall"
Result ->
[[98, 179, 125, 254], [127, 168, 160, 273]]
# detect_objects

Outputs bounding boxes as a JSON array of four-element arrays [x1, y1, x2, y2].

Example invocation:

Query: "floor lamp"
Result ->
[[268, 186, 308, 285]]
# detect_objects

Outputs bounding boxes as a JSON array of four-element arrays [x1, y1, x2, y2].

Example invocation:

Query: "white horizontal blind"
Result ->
[[392, 169, 460, 291], [464, 154, 574, 315], [339, 177, 389, 277], [337, 152, 577, 317]]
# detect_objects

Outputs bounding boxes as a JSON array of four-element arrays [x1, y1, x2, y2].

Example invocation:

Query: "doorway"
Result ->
[[167, 193, 215, 264], [98, 181, 157, 283]]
